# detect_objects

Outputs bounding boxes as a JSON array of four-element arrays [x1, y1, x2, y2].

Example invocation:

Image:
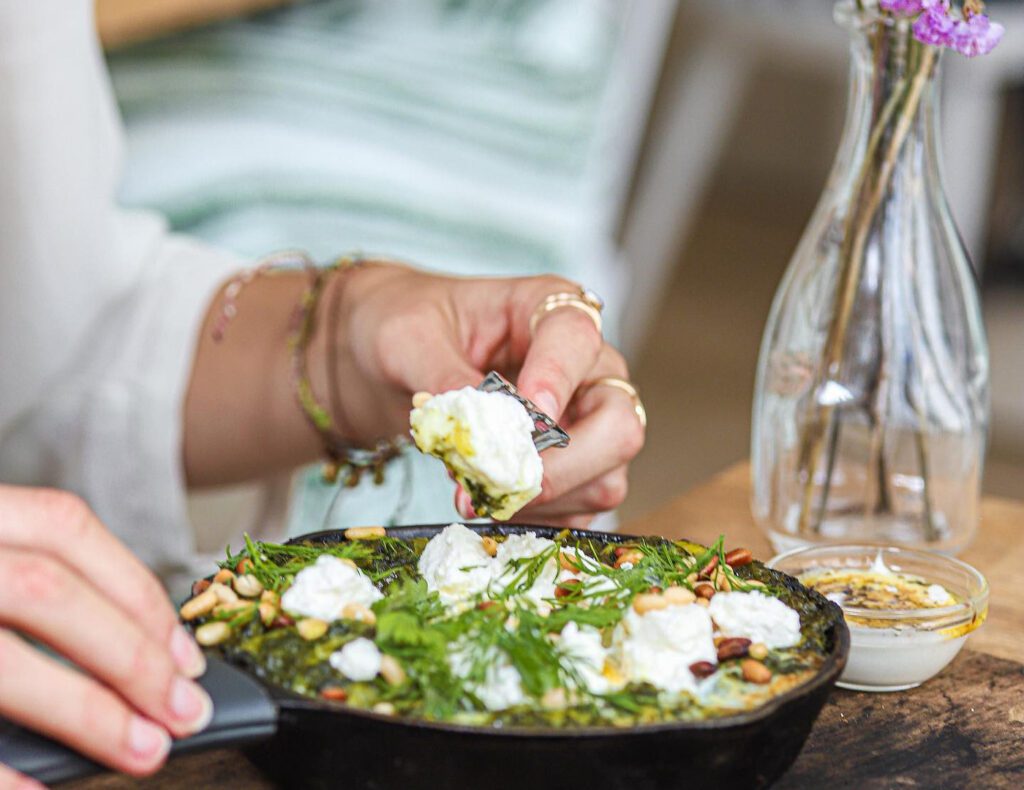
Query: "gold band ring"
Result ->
[[529, 288, 605, 336], [588, 377, 647, 428]]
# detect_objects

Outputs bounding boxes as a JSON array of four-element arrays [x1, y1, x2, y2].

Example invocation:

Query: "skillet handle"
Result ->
[[0, 656, 278, 785]]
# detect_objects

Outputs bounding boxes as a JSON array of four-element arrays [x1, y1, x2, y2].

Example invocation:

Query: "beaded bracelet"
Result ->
[[214, 250, 407, 484]]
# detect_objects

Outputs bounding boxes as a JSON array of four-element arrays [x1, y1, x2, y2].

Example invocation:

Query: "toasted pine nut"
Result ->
[[340, 602, 377, 625], [694, 582, 716, 600], [741, 658, 772, 684], [261, 589, 280, 605], [259, 601, 279, 627], [233, 574, 264, 598], [714, 568, 732, 592], [344, 526, 386, 540], [209, 582, 239, 605], [379, 655, 406, 686], [725, 548, 754, 567], [717, 637, 752, 662], [191, 579, 212, 597], [558, 551, 579, 571], [685, 572, 699, 586], [235, 558, 255, 575], [632, 593, 670, 615], [340, 558, 358, 569], [180, 589, 219, 621], [195, 621, 232, 646], [689, 661, 717, 679], [663, 586, 696, 606], [614, 549, 643, 569], [373, 702, 397, 715], [411, 391, 433, 409], [481, 536, 498, 557], [749, 642, 769, 661], [213, 568, 235, 585], [297, 618, 329, 641], [695, 597, 710, 607]]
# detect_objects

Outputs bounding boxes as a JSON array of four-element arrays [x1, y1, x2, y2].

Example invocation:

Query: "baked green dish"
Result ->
[[181, 524, 836, 728]]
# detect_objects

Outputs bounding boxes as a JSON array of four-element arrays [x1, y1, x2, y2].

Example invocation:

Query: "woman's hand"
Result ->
[[334, 264, 646, 527], [0, 486, 212, 787]]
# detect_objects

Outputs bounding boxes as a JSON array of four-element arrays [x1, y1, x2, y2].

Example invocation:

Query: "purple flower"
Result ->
[[950, 14, 1005, 57], [913, 6, 956, 46], [879, 0, 944, 17]]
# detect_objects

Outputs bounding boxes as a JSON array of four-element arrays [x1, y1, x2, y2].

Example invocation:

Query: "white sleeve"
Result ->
[[0, 0, 245, 576]]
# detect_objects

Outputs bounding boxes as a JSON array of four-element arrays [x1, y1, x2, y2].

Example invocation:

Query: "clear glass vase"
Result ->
[[751, 2, 990, 556]]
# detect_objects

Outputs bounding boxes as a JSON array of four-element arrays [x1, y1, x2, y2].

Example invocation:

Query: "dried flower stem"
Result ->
[[796, 38, 938, 537]]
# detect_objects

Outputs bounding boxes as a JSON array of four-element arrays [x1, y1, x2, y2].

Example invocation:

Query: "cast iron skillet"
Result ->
[[0, 524, 849, 789]]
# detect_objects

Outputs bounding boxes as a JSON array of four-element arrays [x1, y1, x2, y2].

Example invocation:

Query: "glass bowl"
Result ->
[[768, 544, 988, 692]]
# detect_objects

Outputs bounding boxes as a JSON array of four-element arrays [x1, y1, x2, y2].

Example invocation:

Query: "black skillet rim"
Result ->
[[210, 523, 850, 738]]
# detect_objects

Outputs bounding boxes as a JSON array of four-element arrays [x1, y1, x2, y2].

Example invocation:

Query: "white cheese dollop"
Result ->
[[329, 638, 383, 681], [557, 622, 620, 695], [492, 532, 559, 606], [708, 590, 802, 648], [281, 555, 383, 621], [418, 523, 496, 606], [449, 644, 527, 711], [613, 605, 717, 695], [410, 387, 543, 520]]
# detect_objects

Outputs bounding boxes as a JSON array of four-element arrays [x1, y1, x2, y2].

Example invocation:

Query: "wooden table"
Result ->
[[67, 462, 1024, 789]]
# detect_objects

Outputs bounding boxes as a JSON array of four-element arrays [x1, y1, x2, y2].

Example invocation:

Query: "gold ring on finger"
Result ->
[[529, 288, 604, 337], [586, 377, 647, 429]]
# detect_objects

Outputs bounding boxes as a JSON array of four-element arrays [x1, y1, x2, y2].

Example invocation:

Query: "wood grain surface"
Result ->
[[64, 462, 1024, 789]]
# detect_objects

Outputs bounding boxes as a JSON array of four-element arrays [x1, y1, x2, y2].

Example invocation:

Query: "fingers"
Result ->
[[524, 467, 631, 519], [0, 549, 212, 740], [0, 486, 202, 678], [0, 759, 44, 790], [0, 630, 171, 777], [516, 303, 603, 421]]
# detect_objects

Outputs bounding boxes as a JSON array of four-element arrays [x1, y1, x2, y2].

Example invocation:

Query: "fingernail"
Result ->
[[170, 624, 206, 678], [128, 715, 172, 761], [455, 489, 477, 520], [169, 677, 214, 732], [533, 391, 559, 419]]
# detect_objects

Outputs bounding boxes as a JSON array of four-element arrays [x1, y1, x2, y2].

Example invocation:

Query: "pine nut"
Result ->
[[259, 601, 278, 627], [741, 658, 772, 684], [614, 549, 643, 569], [749, 642, 769, 661], [195, 621, 232, 646], [412, 391, 433, 409], [541, 687, 568, 710], [717, 637, 752, 661], [235, 558, 255, 575], [482, 536, 498, 557], [180, 589, 218, 621], [191, 578, 211, 597], [663, 586, 696, 606], [379, 655, 406, 686], [689, 661, 717, 679], [344, 526, 386, 540], [213, 600, 252, 616], [373, 702, 397, 715], [340, 558, 358, 569], [213, 568, 235, 585], [340, 602, 377, 625], [209, 582, 239, 605], [695, 597, 710, 608], [297, 618, 329, 641], [233, 574, 264, 598], [694, 582, 716, 600], [714, 568, 732, 591], [261, 589, 280, 605], [725, 548, 754, 567], [632, 593, 670, 615]]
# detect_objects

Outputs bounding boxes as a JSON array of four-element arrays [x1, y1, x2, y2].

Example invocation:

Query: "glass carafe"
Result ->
[[751, 2, 990, 555]]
